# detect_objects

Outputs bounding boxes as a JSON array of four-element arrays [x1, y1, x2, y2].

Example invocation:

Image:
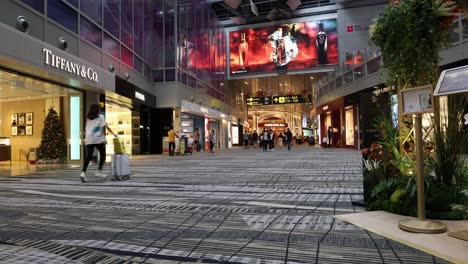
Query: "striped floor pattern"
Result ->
[[0, 146, 451, 263]]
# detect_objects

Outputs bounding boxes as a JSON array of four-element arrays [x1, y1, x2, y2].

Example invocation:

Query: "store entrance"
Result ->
[[0, 70, 82, 176]]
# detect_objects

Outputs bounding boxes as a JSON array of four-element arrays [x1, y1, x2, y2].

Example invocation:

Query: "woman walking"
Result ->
[[209, 129, 216, 153], [80, 104, 116, 183]]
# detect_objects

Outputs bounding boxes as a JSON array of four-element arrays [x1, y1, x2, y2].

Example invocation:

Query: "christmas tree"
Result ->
[[38, 108, 67, 161]]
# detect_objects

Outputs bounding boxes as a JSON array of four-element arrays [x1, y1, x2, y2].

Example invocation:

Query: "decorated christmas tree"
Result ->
[[38, 108, 67, 162]]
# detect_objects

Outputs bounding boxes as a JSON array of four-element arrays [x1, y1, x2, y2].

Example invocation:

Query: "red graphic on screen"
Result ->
[[229, 19, 338, 75]]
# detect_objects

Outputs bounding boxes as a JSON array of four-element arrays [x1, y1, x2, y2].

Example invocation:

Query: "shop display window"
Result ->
[[105, 103, 132, 160]]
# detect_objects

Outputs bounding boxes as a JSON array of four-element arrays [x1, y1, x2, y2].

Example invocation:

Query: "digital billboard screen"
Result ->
[[229, 19, 338, 75]]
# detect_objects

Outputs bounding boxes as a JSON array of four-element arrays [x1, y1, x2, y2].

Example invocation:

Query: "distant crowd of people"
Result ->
[[243, 128, 296, 151]]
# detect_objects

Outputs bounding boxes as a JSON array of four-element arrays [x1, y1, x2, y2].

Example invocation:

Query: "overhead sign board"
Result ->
[[401, 85, 434, 115], [272, 94, 309, 104], [246, 96, 272, 106], [434, 65, 468, 96]]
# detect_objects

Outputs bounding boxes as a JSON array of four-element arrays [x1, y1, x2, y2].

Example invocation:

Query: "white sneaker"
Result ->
[[95, 171, 107, 178], [80, 172, 88, 183]]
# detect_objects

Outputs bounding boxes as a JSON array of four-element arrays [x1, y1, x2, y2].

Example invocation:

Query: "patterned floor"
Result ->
[[0, 146, 450, 263]]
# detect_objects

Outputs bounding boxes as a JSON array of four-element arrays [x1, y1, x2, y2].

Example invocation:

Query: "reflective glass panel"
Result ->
[[103, 33, 119, 59], [121, 0, 133, 49], [81, 0, 102, 24], [20, 0, 44, 13], [104, 0, 119, 37], [121, 46, 133, 67], [80, 16, 102, 47], [47, 0, 78, 33]]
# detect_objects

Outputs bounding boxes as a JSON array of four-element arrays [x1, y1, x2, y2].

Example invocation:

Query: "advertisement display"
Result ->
[[229, 19, 338, 75], [232, 125, 239, 145]]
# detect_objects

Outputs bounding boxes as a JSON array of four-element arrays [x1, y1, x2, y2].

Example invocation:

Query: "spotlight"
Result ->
[[108, 64, 115, 72], [16, 16, 29, 33], [190, 96, 195, 102], [199, 99, 202, 105], [125, 72, 130, 80], [58, 37, 68, 51]]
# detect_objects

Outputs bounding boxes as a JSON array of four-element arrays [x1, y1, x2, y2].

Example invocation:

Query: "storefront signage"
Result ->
[[246, 96, 272, 106], [401, 85, 434, 115], [200, 106, 209, 114], [135, 91, 146, 101], [42, 48, 98, 82], [261, 123, 287, 127], [322, 105, 329, 111], [272, 95, 306, 104]]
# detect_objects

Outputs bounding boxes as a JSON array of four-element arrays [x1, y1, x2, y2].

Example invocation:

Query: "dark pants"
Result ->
[[269, 140, 274, 149], [83, 143, 105, 172], [210, 140, 214, 151], [263, 140, 269, 151], [169, 142, 175, 156], [287, 141, 291, 151], [244, 139, 249, 148], [328, 134, 332, 147]]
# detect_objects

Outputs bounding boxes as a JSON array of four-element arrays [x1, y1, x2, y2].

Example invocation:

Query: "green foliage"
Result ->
[[429, 95, 468, 198], [38, 108, 67, 160], [373, 115, 415, 176], [370, 0, 457, 88]]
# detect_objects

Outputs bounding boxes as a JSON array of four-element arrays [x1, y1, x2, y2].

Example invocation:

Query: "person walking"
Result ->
[[168, 126, 179, 156], [252, 130, 258, 148], [262, 128, 269, 152], [80, 104, 117, 183], [327, 126, 333, 147], [278, 132, 284, 147], [209, 129, 216, 153], [243, 130, 249, 149], [269, 129, 275, 151], [285, 128, 293, 151], [193, 128, 200, 152]]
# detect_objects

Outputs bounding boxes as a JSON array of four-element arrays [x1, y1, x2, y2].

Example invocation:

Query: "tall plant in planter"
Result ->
[[370, 0, 461, 149]]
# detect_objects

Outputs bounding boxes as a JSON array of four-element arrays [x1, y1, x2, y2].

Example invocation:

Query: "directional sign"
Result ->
[[272, 94, 308, 104], [246, 96, 272, 106]]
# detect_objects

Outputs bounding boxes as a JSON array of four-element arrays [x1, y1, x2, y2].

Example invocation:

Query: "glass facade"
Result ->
[[14, 0, 228, 104]]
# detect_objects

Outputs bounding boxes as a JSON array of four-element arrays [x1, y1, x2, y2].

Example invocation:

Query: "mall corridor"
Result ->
[[0, 147, 448, 264]]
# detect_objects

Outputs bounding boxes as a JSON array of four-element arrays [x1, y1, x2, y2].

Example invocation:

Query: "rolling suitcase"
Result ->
[[111, 154, 131, 180]]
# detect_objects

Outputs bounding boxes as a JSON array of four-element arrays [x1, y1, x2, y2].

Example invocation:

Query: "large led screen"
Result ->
[[229, 19, 338, 75]]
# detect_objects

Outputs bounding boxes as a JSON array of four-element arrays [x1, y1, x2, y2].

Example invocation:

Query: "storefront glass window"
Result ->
[[80, 16, 102, 48], [0, 70, 82, 175], [81, 0, 102, 24], [47, 0, 78, 33], [20, 0, 44, 13], [104, 0, 120, 38]]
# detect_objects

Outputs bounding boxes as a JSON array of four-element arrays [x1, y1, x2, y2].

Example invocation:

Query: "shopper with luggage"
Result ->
[[168, 126, 179, 156], [80, 104, 117, 183]]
